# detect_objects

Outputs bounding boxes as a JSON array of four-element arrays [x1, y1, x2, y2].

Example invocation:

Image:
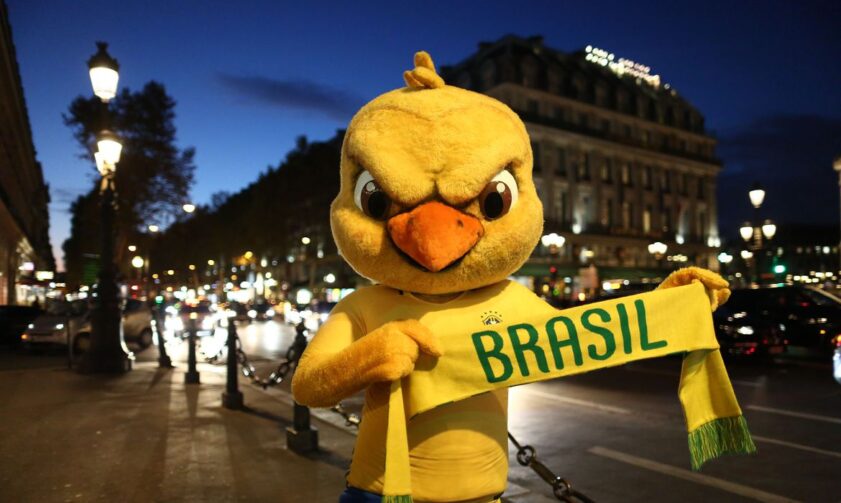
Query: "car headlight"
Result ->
[[55, 323, 65, 330], [736, 326, 755, 336], [167, 317, 184, 331], [248, 310, 257, 319], [27, 323, 34, 329]]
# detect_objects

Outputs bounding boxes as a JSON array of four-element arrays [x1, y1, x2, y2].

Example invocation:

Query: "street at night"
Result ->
[[3, 1, 841, 502], [2, 320, 838, 502]]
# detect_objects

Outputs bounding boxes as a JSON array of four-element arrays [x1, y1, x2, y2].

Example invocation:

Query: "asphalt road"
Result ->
[[9, 320, 840, 502]]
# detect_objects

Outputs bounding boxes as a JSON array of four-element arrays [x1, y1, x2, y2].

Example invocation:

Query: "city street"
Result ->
[[135, 319, 841, 502]]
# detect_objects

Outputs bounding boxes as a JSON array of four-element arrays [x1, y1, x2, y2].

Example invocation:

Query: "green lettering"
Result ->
[[582, 308, 616, 360], [544, 316, 583, 369], [616, 303, 633, 355], [472, 330, 513, 383], [507, 324, 549, 377], [636, 299, 667, 350]]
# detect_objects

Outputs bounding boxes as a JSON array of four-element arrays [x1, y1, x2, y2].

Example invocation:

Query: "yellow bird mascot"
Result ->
[[292, 52, 753, 503]]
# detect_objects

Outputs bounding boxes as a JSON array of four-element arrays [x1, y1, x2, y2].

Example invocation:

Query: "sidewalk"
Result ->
[[0, 349, 555, 503], [0, 357, 353, 502]]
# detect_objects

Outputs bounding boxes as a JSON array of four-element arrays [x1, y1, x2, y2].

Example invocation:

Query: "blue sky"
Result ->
[[7, 0, 841, 269]]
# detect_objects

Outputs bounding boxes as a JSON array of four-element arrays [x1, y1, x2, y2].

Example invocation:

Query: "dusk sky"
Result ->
[[7, 0, 841, 270]]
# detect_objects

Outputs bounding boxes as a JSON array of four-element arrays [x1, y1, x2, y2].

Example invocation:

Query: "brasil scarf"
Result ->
[[381, 282, 756, 502]]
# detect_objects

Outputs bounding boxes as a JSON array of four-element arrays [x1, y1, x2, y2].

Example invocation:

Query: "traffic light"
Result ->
[[773, 264, 786, 274]]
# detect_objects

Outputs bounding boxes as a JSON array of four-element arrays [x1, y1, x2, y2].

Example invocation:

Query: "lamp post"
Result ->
[[648, 241, 668, 270], [78, 42, 131, 373], [739, 182, 776, 283]]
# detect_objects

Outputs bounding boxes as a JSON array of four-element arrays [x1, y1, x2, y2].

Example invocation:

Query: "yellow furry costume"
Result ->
[[292, 52, 751, 503]]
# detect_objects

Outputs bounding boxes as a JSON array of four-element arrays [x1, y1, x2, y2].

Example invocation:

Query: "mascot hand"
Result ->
[[366, 320, 443, 381], [657, 266, 731, 312], [292, 320, 441, 407]]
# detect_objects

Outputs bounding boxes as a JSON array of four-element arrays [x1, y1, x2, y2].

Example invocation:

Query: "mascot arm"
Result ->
[[292, 313, 442, 408], [656, 266, 730, 311]]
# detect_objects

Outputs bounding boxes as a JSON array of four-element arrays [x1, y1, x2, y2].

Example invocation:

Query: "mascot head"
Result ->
[[331, 52, 543, 294]]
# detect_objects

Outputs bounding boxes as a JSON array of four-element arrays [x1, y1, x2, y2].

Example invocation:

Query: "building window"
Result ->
[[641, 130, 650, 146], [601, 158, 613, 182], [642, 166, 652, 189], [643, 206, 652, 233], [601, 119, 610, 133], [556, 148, 567, 176], [553, 106, 564, 120], [531, 142, 542, 172], [621, 163, 631, 186], [623, 124, 632, 138], [553, 190, 568, 223], [679, 173, 689, 195], [697, 178, 706, 199], [698, 209, 708, 238], [661, 170, 671, 193], [600, 198, 613, 227], [578, 153, 591, 181], [621, 201, 632, 229]]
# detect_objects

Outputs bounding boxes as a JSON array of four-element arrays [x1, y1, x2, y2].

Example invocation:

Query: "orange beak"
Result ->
[[387, 201, 484, 272]]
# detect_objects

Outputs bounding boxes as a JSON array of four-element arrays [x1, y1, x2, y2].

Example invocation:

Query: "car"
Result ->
[[712, 292, 787, 357], [833, 334, 841, 385], [247, 301, 276, 322], [22, 298, 154, 353], [168, 301, 218, 338], [20, 299, 89, 353], [724, 286, 841, 356], [0, 305, 42, 346]]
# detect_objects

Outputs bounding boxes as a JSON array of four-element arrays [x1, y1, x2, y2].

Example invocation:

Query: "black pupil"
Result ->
[[484, 192, 504, 218], [367, 191, 388, 218]]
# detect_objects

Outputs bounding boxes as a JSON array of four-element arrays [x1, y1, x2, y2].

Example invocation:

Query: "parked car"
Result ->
[[20, 299, 89, 353], [0, 305, 42, 346], [22, 298, 154, 353], [833, 334, 841, 385]]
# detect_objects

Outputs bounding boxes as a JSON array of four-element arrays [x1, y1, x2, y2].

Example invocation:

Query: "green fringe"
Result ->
[[688, 415, 757, 470], [381, 496, 412, 503]]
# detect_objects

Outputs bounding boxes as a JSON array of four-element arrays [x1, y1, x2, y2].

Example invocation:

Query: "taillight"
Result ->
[[833, 334, 841, 348]]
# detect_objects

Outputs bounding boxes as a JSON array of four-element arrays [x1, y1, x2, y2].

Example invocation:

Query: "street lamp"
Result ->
[[131, 256, 145, 269], [182, 203, 196, 214], [739, 223, 754, 242], [88, 41, 119, 101], [78, 41, 130, 373], [761, 220, 777, 240], [148, 224, 159, 233], [748, 183, 766, 209]]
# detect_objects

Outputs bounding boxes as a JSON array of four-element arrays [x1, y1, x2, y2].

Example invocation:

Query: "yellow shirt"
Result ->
[[304, 280, 553, 502]]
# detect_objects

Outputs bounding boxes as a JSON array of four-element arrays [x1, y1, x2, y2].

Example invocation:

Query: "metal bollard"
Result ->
[[155, 310, 173, 368], [184, 314, 200, 384], [222, 318, 243, 409], [286, 401, 318, 454], [286, 322, 318, 453]]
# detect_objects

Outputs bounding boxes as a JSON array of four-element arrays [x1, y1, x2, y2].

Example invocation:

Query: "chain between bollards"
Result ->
[[508, 432, 596, 503]]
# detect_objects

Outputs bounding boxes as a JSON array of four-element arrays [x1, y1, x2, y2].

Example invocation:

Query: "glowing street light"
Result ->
[[324, 273, 336, 284], [301, 236, 311, 245], [717, 252, 733, 264], [87, 41, 119, 102], [96, 130, 122, 165], [540, 233, 566, 249], [748, 183, 766, 209], [741, 250, 754, 260], [148, 224, 159, 233], [761, 220, 777, 240], [739, 223, 754, 242], [127, 245, 137, 252], [207, 259, 215, 266], [648, 242, 668, 256], [182, 203, 196, 213], [131, 256, 145, 269]]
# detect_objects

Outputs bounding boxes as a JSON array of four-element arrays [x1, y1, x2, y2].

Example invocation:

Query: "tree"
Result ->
[[62, 81, 195, 285]]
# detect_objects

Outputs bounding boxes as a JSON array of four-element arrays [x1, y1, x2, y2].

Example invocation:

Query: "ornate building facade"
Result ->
[[0, 1, 54, 304], [441, 36, 722, 286]]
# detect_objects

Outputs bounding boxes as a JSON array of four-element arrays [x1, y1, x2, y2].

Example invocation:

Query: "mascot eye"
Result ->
[[354, 170, 392, 220], [479, 169, 518, 220]]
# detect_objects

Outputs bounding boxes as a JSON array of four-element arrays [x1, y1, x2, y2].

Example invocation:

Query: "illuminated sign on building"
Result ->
[[584, 45, 662, 89]]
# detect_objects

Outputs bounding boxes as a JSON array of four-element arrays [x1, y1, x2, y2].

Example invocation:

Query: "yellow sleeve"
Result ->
[[291, 294, 368, 407]]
